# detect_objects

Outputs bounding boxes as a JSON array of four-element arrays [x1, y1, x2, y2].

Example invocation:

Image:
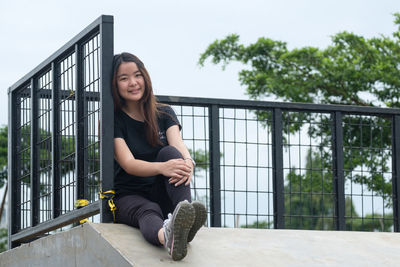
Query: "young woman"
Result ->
[[111, 52, 207, 261]]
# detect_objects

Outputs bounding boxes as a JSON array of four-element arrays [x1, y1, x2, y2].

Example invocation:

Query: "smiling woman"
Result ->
[[110, 52, 207, 261]]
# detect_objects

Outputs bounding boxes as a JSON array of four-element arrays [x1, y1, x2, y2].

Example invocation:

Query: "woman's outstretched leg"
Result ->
[[115, 194, 164, 246]]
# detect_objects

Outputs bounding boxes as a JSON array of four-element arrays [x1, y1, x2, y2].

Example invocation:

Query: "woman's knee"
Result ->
[[156, 145, 183, 162]]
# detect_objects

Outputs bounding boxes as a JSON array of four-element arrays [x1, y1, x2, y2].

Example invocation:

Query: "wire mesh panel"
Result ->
[[83, 34, 101, 213], [171, 105, 211, 225], [16, 85, 32, 230], [58, 52, 77, 215], [282, 111, 335, 230], [219, 108, 274, 228], [342, 114, 393, 232], [8, 15, 114, 248], [37, 71, 53, 223], [159, 97, 400, 230]]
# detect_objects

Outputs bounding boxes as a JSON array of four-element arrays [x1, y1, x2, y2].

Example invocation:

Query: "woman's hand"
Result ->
[[164, 125, 195, 186], [172, 158, 194, 186], [163, 159, 193, 186]]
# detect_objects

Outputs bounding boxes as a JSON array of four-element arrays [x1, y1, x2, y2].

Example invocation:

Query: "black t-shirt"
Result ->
[[114, 105, 181, 197]]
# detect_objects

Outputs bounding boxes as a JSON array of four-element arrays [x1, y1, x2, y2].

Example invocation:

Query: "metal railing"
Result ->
[[7, 14, 400, 251], [158, 97, 400, 232], [8, 15, 114, 248]]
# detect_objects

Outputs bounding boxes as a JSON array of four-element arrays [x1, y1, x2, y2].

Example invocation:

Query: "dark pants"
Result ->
[[114, 146, 192, 246]]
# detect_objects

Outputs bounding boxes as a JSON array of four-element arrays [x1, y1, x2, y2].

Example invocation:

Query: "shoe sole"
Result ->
[[171, 202, 195, 261], [187, 201, 207, 243]]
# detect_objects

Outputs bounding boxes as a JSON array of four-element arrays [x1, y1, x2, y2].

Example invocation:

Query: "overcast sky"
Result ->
[[0, 0, 399, 127]]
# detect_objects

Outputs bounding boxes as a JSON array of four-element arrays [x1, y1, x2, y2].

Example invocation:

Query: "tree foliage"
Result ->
[[201, 14, 400, 231], [199, 13, 400, 108]]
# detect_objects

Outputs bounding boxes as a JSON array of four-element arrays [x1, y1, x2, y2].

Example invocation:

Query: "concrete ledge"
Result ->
[[92, 223, 400, 266], [0, 223, 131, 267], [1, 223, 400, 266]]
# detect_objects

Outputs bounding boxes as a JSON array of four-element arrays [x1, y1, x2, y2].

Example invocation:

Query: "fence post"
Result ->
[[99, 16, 114, 223], [8, 88, 19, 248], [332, 111, 346, 230], [51, 62, 61, 219], [272, 108, 285, 229], [75, 43, 88, 202], [209, 104, 221, 227], [30, 78, 40, 227], [392, 115, 400, 232]]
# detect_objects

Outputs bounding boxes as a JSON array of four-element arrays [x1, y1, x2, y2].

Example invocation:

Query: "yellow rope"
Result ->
[[75, 199, 90, 224], [99, 190, 116, 222]]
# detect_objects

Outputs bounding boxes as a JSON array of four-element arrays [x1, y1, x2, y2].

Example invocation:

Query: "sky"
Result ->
[[0, 0, 399, 129]]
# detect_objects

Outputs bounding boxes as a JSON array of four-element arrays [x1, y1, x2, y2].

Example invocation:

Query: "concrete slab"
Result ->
[[0, 223, 131, 267], [91, 223, 400, 267], [1, 222, 400, 266]]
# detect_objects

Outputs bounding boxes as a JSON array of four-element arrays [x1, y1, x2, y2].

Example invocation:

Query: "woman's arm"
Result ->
[[114, 137, 191, 178], [166, 125, 195, 186]]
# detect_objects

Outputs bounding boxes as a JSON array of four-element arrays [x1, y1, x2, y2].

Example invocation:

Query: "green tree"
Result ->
[[200, 13, 400, 224], [199, 14, 400, 107]]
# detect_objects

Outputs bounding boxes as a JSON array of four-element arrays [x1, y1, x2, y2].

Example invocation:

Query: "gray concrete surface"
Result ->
[[1, 222, 400, 266], [0, 223, 131, 267]]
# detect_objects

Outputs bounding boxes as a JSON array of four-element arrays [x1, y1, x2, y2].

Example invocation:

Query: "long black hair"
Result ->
[[111, 52, 162, 146]]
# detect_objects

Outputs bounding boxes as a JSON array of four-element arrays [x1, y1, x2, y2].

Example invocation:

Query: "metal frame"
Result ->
[[99, 18, 114, 223], [332, 111, 345, 230], [209, 104, 221, 227], [8, 15, 114, 249], [392, 115, 400, 231], [272, 108, 284, 229], [158, 95, 400, 230]]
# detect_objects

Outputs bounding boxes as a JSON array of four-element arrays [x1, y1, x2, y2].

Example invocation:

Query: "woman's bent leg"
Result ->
[[153, 146, 192, 215], [115, 194, 164, 246]]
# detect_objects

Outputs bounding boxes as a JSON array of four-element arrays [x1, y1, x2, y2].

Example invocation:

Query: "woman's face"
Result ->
[[116, 62, 145, 104]]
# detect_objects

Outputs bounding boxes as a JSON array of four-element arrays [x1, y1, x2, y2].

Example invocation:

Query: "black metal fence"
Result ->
[[7, 15, 114, 248], [160, 97, 400, 232], [7, 14, 400, 250]]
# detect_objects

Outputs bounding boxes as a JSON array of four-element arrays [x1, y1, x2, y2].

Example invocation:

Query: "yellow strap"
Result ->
[[99, 190, 115, 199], [99, 190, 117, 222], [75, 199, 89, 208], [80, 218, 89, 224], [75, 199, 90, 224], [108, 198, 116, 222]]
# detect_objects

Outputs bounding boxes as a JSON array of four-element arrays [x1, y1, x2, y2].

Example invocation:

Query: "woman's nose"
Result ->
[[129, 77, 137, 86]]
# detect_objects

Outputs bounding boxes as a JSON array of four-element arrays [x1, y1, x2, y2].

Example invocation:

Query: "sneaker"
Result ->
[[163, 200, 195, 261], [187, 201, 207, 243]]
